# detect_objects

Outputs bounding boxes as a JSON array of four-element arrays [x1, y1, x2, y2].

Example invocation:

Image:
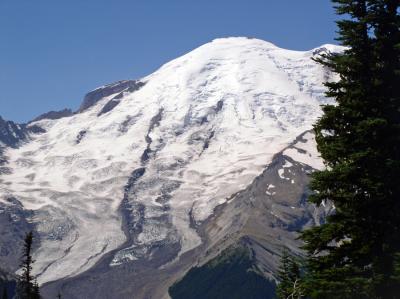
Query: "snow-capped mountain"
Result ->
[[0, 37, 341, 298]]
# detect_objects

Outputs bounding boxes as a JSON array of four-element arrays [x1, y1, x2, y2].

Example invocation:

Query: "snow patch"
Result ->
[[283, 132, 324, 170]]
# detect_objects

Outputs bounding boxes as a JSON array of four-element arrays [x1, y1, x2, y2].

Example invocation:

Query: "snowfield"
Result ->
[[0, 37, 341, 284]]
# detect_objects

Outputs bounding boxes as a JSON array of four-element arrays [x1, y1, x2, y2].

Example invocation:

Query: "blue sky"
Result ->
[[0, 0, 337, 123]]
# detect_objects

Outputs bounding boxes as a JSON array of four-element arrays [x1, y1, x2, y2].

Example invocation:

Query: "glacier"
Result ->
[[0, 37, 341, 291]]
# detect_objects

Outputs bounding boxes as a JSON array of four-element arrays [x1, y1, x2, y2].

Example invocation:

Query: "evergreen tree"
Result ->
[[1, 287, 8, 299], [300, 0, 400, 298], [32, 280, 40, 299], [16, 232, 40, 299], [276, 250, 304, 299]]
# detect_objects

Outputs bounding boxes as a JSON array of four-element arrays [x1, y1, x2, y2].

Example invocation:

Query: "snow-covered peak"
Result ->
[[0, 37, 340, 284]]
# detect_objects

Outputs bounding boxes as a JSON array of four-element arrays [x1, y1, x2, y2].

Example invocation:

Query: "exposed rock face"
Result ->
[[0, 197, 35, 273], [0, 116, 45, 148], [0, 37, 342, 298], [78, 80, 145, 113], [97, 99, 120, 116], [31, 108, 73, 123], [199, 132, 332, 276], [0, 116, 45, 175], [1, 117, 31, 148]]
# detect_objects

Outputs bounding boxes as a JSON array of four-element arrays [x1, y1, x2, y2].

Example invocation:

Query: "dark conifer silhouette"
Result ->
[[276, 249, 304, 299], [300, 0, 400, 298], [16, 232, 40, 299], [1, 287, 8, 299]]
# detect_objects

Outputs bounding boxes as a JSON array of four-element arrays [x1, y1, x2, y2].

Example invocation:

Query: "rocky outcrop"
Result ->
[[0, 116, 45, 148], [0, 116, 45, 174], [0, 197, 35, 273], [78, 80, 145, 113], [198, 132, 331, 280], [31, 108, 73, 122]]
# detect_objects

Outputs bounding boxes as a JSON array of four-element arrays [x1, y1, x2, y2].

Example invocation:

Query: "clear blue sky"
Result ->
[[0, 0, 338, 123]]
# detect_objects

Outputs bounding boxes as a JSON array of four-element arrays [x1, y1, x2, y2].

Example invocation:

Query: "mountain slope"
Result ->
[[0, 37, 341, 298], [169, 244, 276, 299]]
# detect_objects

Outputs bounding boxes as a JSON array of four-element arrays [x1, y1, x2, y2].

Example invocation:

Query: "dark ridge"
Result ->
[[202, 130, 215, 151], [124, 168, 146, 193], [126, 82, 145, 93], [0, 116, 29, 148], [121, 167, 147, 237], [215, 99, 224, 112], [97, 81, 146, 117], [31, 108, 73, 123], [78, 80, 145, 113], [141, 108, 164, 164], [27, 125, 46, 135], [0, 116, 45, 148], [76, 130, 87, 144], [198, 130, 215, 156], [97, 99, 120, 117], [140, 148, 152, 164]]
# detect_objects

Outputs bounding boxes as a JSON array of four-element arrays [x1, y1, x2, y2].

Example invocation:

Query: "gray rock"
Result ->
[[0, 197, 35, 273], [0, 117, 29, 148], [0, 116, 45, 148], [78, 80, 145, 113], [31, 108, 73, 123], [97, 100, 120, 117]]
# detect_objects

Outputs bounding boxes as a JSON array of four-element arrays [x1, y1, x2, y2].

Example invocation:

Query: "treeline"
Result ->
[[276, 0, 400, 298]]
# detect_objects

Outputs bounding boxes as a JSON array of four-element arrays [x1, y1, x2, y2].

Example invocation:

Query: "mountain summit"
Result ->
[[0, 37, 341, 298]]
